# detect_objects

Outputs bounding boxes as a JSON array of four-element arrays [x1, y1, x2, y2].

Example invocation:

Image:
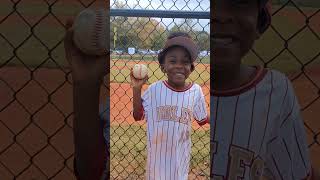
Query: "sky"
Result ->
[[110, 0, 210, 32]]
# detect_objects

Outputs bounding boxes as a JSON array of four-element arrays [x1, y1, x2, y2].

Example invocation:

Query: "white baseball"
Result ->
[[73, 8, 108, 56], [132, 64, 148, 79]]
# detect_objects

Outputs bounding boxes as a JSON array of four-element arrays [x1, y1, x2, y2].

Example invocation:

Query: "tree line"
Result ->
[[111, 16, 209, 52], [110, 1, 209, 52]]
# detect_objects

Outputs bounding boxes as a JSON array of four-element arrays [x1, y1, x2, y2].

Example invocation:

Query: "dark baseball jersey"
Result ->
[[139, 80, 208, 180], [211, 66, 312, 179]]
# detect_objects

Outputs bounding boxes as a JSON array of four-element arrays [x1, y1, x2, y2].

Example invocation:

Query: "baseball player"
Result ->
[[211, 0, 317, 179], [131, 32, 209, 180]]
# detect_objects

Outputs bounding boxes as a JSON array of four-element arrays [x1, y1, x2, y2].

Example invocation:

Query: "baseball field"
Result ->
[[0, 1, 319, 179]]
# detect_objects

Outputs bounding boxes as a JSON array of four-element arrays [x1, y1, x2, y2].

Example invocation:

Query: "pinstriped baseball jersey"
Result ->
[[211, 66, 312, 180], [141, 80, 208, 180]]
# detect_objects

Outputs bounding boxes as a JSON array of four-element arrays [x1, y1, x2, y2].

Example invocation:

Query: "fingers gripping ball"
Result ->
[[73, 8, 108, 56], [132, 64, 148, 79]]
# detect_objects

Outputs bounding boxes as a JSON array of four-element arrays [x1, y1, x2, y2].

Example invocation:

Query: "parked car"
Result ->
[[137, 49, 148, 55], [199, 50, 209, 57], [112, 49, 124, 55], [137, 49, 159, 55]]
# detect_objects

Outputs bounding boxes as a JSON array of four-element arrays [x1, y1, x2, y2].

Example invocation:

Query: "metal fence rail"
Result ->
[[110, 9, 210, 18]]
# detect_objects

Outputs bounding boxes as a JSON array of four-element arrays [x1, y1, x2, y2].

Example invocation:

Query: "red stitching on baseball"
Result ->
[[92, 9, 105, 52]]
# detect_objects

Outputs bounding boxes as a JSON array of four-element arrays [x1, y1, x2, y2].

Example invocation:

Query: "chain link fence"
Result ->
[[0, 0, 107, 179], [0, 0, 319, 180], [109, 0, 210, 179], [242, 0, 320, 173]]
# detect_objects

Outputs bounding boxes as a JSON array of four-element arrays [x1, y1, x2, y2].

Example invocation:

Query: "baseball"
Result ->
[[132, 64, 148, 79], [73, 8, 108, 56]]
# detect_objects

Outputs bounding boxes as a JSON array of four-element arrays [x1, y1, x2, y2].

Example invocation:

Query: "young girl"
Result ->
[[131, 32, 209, 180], [211, 0, 317, 179]]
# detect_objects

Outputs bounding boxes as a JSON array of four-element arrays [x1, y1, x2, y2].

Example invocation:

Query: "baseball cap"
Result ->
[[158, 36, 199, 63]]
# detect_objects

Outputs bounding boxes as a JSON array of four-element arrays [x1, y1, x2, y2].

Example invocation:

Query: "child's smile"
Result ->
[[162, 46, 193, 89]]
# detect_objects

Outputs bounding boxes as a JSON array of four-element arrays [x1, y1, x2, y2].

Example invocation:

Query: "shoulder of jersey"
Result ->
[[266, 68, 291, 88], [193, 82, 201, 87], [267, 68, 286, 78], [191, 83, 202, 90], [148, 80, 163, 89]]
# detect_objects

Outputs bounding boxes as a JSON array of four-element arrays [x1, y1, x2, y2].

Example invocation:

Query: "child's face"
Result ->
[[212, 0, 260, 69], [162, 46, 193, 87]]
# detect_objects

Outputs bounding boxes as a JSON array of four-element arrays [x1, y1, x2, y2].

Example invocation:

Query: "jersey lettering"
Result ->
[[228, 146, 254, 179], [250, 157, 264, 179], [156, 105, 192, 124]]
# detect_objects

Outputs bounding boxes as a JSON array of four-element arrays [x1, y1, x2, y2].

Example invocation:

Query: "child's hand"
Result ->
[[130, 69, 148, 89], [64, 19, 109, 85]]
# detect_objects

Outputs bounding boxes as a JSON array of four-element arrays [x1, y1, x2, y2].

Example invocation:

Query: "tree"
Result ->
[[132, 18, 166, 50], [195, 31, 209, 51], [110, 7, 210, 52], [168, 19, 209, 51], [170, 19, 195, 33]]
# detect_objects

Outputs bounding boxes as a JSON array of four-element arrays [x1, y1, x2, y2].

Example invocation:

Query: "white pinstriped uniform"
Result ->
[[141, 80, 208, 180], [211, 67, 312, 180]]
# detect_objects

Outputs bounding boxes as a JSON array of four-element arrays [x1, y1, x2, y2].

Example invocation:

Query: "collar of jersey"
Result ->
[[163, 80, 194, 92], [212, 66, 268, 97]]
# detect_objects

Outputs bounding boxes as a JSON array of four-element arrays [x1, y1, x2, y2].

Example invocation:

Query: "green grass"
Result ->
[[110, 124, 210, 179]]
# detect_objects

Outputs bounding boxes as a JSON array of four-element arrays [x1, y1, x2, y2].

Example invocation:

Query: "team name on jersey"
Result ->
[[212, 142, 274, 179], [156, 105, 192, 124]]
